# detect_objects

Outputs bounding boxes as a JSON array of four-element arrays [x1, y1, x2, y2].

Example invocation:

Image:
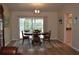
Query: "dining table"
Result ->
[[24, 32, 46, 45], [24, 32, 46, 35]]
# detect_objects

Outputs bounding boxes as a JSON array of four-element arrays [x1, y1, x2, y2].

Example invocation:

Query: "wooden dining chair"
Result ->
[[21, 31, 30, 45], [32, 32, 41, 46], [43, 31, 51, 44]]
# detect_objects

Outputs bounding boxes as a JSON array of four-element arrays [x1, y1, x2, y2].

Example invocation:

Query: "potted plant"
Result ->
[[33, 29, 41, 33]]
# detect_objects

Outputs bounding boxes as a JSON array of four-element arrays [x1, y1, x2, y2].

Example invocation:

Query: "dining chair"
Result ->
[[43, 31, 51, 44], [21, 31, 30, 45], [32, 32, 41, 46]]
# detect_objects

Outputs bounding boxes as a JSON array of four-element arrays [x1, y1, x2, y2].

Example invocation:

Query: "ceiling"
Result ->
[[3, 3, 64, 12]]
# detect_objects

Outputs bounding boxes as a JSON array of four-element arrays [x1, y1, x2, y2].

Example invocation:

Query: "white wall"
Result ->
[[57, 10, 64, 42], [2, 4, 12, 46], [11, 11, 58, 40], [58, 4, 79, 51]]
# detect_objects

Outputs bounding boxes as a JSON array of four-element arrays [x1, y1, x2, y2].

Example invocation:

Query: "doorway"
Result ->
[[64, 13, 73, 46]]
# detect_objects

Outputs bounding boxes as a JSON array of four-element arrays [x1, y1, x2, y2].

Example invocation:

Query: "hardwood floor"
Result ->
[[7, 40, 79, 55]]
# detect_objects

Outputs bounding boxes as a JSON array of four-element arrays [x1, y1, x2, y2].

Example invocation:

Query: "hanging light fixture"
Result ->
[[34, 9, 38, 13], [37, 10, 40, 13], [34, 9, 40, 14]]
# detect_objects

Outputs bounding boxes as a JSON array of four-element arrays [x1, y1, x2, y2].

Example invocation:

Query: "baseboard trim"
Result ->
[[12, 38, 19, 40], [71, 46, 79, 52], [5, 40, 11, 46], [58, 40, 64, 43], [59, 40, 79, 52], [50, 38, 57, 40], [12, 38, 57, 40]]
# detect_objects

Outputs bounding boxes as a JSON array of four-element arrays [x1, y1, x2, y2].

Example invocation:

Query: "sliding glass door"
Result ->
[[19, 17, 44, 38]]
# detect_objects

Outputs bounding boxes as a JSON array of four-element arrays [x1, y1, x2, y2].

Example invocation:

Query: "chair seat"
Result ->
[[43, 31, 51, 43], [22, 31, 30, 45]]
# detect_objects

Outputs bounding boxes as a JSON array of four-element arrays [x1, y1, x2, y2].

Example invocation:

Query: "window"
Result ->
[[19, 17, 44, 38]]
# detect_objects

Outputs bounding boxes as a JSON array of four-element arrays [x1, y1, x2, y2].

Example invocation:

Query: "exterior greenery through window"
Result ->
[[19, 17, 44, 38]]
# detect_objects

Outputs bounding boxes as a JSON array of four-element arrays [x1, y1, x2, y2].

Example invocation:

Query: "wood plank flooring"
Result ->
[[7, 40, 79, 55]]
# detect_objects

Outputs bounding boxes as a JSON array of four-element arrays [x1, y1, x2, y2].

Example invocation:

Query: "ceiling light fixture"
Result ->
[[34, 9, 40, 13]]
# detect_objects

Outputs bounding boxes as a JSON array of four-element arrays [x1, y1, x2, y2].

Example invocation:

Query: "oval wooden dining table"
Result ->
[[24, 32, 46, 45]]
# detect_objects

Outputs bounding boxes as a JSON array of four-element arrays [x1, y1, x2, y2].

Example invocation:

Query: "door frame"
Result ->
[[64, 13, 72, 46]]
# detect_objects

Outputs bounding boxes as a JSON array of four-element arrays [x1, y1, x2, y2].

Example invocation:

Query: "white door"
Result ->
[[64, 13, 72, 46]]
